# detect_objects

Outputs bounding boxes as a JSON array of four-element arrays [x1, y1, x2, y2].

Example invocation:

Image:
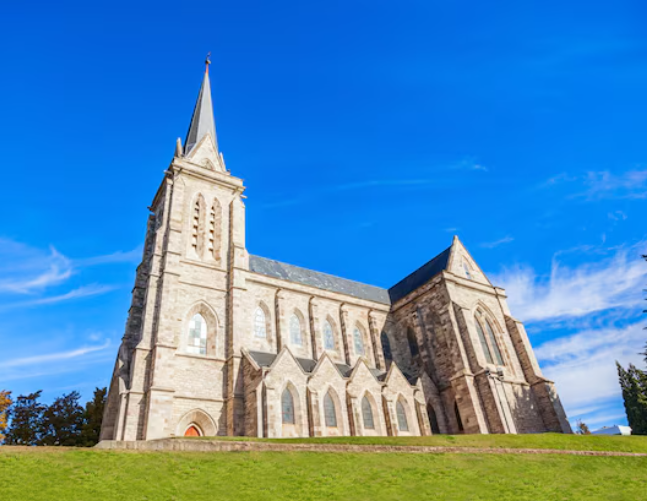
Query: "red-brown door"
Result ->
[[184, 425, 200, 437]]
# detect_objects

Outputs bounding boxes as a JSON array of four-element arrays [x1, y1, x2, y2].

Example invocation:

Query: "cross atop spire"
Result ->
[[184, 55, 218, 156]]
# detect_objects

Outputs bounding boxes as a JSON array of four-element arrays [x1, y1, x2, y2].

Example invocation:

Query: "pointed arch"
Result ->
[[289, 311, 304, 346], [361, 393, 376, 430], [208, 197, 223, 264], [191, 193, 206, 258], [323, 388, 339, 428], [281, 387, 295, 424], [381, 331, 392, 363], [396, 397, 410, 432], [322, 318, 336, 351], [253, 301, 272, 341], [175, 408, 217, 437], [474, 307, 505, 366], [407, 327, 420, 357], [353, 324, 366, 356], [182, 301, 219, 356]]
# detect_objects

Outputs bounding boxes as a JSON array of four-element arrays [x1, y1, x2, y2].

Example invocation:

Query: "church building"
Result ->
[[100, 62, 572, 441]]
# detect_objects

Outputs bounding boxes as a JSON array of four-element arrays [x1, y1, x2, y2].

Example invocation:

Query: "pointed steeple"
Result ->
[[184, 55, 218, 156]]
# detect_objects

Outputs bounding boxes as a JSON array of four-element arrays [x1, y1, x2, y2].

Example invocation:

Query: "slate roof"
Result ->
[[249, 255, 391, 305], [247, 351, 277, 368], [387, 246, 452, 304], [184, 65, 218, 155]]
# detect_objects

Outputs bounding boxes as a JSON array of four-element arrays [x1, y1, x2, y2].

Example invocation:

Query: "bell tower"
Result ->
[[101, 58, 249, 440]]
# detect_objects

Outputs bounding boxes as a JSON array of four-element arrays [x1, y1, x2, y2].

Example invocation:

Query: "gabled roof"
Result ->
[[249, 255, 391, 305], [388, 246, 451, 303]]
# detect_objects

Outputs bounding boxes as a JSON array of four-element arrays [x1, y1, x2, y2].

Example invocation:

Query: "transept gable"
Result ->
[[309, 352, 346, 384], [446, 235, 492, 286]]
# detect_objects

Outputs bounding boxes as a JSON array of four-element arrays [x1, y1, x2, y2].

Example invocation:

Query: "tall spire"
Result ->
[[184, 54, 218, 156]]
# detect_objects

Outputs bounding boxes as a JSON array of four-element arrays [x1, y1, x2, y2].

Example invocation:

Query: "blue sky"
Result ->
[[1, 0, 646, 431]]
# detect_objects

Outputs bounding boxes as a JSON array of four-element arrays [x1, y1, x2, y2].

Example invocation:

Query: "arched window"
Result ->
[[187, 313, 207, 355], [323, 391, 337, 427], [427, 403, 441, 434], [281, 388, 295, 425], [323, 321, 335, 351], [254, 307, 267, 338], [474, 319, 494, 364], [396, 400, 409, 432], [407, 328, 419, 357], [381, 331, 392, 361], [485, 320, 504, 366], [289, 314, 302, 346], [353, 327, 365, 356], [361, 396, 375, 429]]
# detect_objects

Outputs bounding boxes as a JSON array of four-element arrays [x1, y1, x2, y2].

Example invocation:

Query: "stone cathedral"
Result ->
[[100, 63, 571, 441]]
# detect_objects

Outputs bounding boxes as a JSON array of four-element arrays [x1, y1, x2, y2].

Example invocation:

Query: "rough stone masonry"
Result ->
[[100, 61, 572, 441]]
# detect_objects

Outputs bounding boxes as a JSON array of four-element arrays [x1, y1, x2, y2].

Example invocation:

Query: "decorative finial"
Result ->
[[205, 52, 211, 73]]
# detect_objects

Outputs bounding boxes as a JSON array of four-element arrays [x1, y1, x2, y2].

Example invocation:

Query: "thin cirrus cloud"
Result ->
[[543, 169, 647, 201], [480, 235, 514, 249], [0, 238, 139, 306], [491, 244, 646, 323], [0, 340, 111, 369]]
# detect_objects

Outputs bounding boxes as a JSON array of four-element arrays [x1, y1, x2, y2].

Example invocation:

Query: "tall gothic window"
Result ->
[[396, 400, 409, 432], [323, 391, 337, 427], [485, 320, 504, 366], [361, 396, 375, 430], [191, 196, 204, 256], [381, 331, 392, 361], [474, 317, 494, 364], [187, 313, 207, 355], [254, 307, 267, 338], [281, 388, 295, 425], [427, 403, 441, 434], [353, 327, 365, 356], [207, 198, 222, 262], [407, 328, 419, 358], [323, 321, 335, 351], [290, 314, 303, 346]]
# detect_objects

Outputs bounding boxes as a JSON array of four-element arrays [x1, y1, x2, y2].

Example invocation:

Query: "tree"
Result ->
[[5, 391, 46, 445], [617, 362, 647, 436], [81, 387, 107, 447], [576, 419, 591, 435], [0, 390, 12, 443], [41, 391, 85, 446]]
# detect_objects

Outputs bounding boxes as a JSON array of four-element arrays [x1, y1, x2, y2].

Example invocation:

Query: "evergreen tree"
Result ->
[[0, 390, 12, 443], [81, 387, 107, 446], [617, 362, 647, 436], [41, 391, 85, 446], [5, 391, 46, 445]]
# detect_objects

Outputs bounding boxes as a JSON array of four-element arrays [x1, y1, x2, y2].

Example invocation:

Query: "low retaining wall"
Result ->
[[95, 439, 647, 457]]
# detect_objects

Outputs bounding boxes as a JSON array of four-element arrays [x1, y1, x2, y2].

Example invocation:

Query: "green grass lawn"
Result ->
[[1, 447, 646, 501], [186, 432, 647, 453]]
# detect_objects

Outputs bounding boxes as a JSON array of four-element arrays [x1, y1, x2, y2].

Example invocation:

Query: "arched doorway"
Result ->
[[427, 403, 441, 434], [184, 425, 201, 437]]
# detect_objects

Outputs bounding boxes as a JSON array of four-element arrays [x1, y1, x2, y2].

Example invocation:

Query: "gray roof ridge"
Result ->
[[388, 245, 452, 303], [248, 254, 390, 305]]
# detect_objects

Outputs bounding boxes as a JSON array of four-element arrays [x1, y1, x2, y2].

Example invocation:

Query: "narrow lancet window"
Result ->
[[282, 389, 295, 424], [353, 327, 365, 356], [396, 400, 409, 432], [323, 321, 335, 351], [254, 307, 267, 338], [324, 392, 337, 427], [362, 396, 375, 430], [290, 314, 303, 346]]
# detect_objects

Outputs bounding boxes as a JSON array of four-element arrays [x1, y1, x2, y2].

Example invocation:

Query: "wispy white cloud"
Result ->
[[491, 244, 646, 323], [74, 247, 142, 266], [0, 284, 117, 310], [608, 210, 628, 222], [535, 321, 645, 423], [0, 242, 73, 294], [542, 169, 647, 201], [0, 341, 111, 369], [480, 235, 514, 249]]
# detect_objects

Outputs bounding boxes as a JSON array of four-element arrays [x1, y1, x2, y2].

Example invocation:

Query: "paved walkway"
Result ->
[[94, 439, 647, 457]]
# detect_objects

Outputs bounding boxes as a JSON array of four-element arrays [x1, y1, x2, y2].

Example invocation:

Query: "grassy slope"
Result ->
[[188, 433, 647, 453], [1, 448, 647, 501]]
